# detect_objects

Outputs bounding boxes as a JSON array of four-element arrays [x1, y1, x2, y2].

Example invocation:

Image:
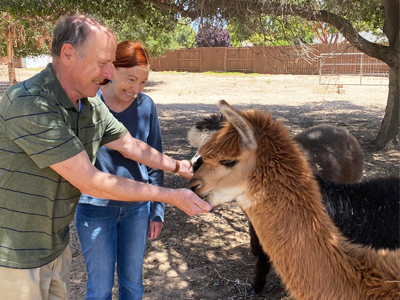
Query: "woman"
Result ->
[[76, 41, 164, 300]]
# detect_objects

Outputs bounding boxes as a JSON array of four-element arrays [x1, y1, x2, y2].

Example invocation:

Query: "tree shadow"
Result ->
[[156, 100, 389, 154], [143, 80, 166, 93]]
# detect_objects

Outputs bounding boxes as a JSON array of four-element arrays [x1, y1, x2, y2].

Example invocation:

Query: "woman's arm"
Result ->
[[50, 150, 211, 216], [104, 132, 193, 179]]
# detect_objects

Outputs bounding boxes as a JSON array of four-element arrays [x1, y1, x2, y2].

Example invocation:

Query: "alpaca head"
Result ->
[[187, 113, 225, 172], [189, 100, 259, 207]]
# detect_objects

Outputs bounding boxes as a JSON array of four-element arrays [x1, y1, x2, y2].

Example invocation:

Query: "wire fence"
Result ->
[[319, 52, 389, 86]]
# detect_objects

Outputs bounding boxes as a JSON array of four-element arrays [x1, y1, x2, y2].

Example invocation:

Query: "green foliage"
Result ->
[[0, 0, 387, 58], [61, 0, 181, 56], [228, 16, 315, 46], [321, 0, 384, 27], [135, 0, 385, 48], [312, 0, 385, 40], [174, 22, 197, 49], [0, 0, 196, 60], [107, 17, 195, 57], [0, 19, 54, 57]]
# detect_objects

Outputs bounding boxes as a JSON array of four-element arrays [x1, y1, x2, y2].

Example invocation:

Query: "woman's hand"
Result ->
[[148, 221, 163, 240], [176, 160, 193, 179]]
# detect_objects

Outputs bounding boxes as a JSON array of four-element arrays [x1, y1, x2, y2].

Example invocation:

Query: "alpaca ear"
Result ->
[[218, 100, 257, 151]]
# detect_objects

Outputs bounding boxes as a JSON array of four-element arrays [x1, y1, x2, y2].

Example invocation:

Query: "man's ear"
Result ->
[[60, 43, 75, 66]]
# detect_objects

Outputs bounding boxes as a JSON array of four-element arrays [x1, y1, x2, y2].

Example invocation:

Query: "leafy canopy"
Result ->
[[0, 0, 186, 58]]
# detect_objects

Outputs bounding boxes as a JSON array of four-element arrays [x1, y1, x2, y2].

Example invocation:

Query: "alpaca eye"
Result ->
[[192, 156, 203, 172], [219, 159, 238, 167]]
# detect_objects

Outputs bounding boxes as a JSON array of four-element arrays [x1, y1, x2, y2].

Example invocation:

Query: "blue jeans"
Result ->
[[75, 202, 150, 300]]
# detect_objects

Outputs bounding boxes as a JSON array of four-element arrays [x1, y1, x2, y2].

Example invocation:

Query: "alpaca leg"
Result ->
[[249, 221, 271, 294]]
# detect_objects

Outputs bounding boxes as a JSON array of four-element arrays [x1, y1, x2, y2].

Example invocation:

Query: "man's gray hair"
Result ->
[[51, 15, 104, 60]]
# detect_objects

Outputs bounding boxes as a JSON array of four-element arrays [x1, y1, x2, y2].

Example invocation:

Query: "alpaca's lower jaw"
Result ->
[[201, 192, 244, 207], [199, 193, 210, 203], [197, 192, 217, 206]]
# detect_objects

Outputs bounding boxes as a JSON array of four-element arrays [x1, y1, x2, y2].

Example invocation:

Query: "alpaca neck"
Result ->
[[242, 174, 360, 300]]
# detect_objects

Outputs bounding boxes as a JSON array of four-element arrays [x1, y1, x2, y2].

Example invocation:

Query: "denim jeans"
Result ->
[[75, 202, 150, 300]]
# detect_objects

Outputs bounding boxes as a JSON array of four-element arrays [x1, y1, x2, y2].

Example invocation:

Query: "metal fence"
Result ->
[[150, 44, 389, 76], [319, 52, 389, 86]]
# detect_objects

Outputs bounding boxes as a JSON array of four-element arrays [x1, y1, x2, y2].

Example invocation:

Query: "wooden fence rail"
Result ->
[[150, 44, 389, 76]]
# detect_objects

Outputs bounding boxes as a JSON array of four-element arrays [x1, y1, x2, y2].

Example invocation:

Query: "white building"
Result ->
[[20, 55, 52, 68]]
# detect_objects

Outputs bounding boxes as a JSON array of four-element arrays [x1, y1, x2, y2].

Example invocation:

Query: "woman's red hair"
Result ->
[[113, 41, 150, 69]]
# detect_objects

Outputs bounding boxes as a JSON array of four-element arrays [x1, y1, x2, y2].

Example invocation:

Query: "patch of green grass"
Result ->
[[203, 71, 259, 76], [161, 70, 179, 74], [149, 70, 181, 75]]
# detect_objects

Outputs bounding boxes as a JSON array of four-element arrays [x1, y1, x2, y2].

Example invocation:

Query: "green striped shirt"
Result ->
[[0, 64, 127, 268]]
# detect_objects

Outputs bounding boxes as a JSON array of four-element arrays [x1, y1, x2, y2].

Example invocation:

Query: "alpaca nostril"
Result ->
[[190, 184, 199, 192]]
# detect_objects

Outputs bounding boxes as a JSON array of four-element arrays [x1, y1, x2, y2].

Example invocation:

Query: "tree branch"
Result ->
[[145, 0, 393, 66]]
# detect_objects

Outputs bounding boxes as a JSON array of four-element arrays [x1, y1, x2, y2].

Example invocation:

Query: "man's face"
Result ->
[[71, 26, 116, 99]]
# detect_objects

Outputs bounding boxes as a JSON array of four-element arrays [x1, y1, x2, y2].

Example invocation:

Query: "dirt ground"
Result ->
[[1, 69, 398, 300]]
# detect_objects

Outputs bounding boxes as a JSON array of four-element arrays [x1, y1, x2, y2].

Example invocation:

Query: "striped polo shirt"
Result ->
[[0, 64, 127, 268]]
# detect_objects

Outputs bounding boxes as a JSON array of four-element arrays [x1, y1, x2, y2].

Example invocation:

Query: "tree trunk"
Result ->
[[373, 68, 400, 150], [5, 14, 17, 86]]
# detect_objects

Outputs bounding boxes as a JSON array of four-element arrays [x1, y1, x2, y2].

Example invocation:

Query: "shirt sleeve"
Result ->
[[4, 95, 84, 169], [146, 101, 165, 222]]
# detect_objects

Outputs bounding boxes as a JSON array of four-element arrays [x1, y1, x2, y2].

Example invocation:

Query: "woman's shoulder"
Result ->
[[137, 92, 156, 107], [137, 92, 154, 102]]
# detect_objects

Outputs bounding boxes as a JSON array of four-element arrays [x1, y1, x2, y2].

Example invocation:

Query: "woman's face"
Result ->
[[112, 64, 149, 102]]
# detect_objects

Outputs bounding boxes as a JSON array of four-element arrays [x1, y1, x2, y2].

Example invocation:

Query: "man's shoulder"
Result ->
[[5, 73, 44, 98], [2, 66, 59, 105], [0, 79, 57, 121]]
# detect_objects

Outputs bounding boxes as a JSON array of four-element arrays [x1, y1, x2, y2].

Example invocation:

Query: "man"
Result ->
[[0, 15, 210, 299]]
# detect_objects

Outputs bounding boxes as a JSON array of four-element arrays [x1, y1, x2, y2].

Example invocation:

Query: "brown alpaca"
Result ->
[[188, 114, 367, 294], [189, 100, 400, 300]]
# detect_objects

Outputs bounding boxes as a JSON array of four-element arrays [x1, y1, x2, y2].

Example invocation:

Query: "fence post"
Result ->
[[319, 56, 322, 85], [199, 48, 203, 72], [176, 49, 180, 71], [224, 47, 227, 72], [360, 53, 363, 85], [253, 48, 257, 73]]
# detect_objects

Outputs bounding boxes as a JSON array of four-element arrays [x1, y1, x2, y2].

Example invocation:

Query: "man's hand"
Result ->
[[173, 188, 211, 216]]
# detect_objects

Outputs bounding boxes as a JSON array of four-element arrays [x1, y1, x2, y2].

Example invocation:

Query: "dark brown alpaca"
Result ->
[[189, 100, 400, 300]]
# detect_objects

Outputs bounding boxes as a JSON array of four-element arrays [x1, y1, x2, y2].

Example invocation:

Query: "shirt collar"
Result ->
[[40, 63, 90, 116]]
